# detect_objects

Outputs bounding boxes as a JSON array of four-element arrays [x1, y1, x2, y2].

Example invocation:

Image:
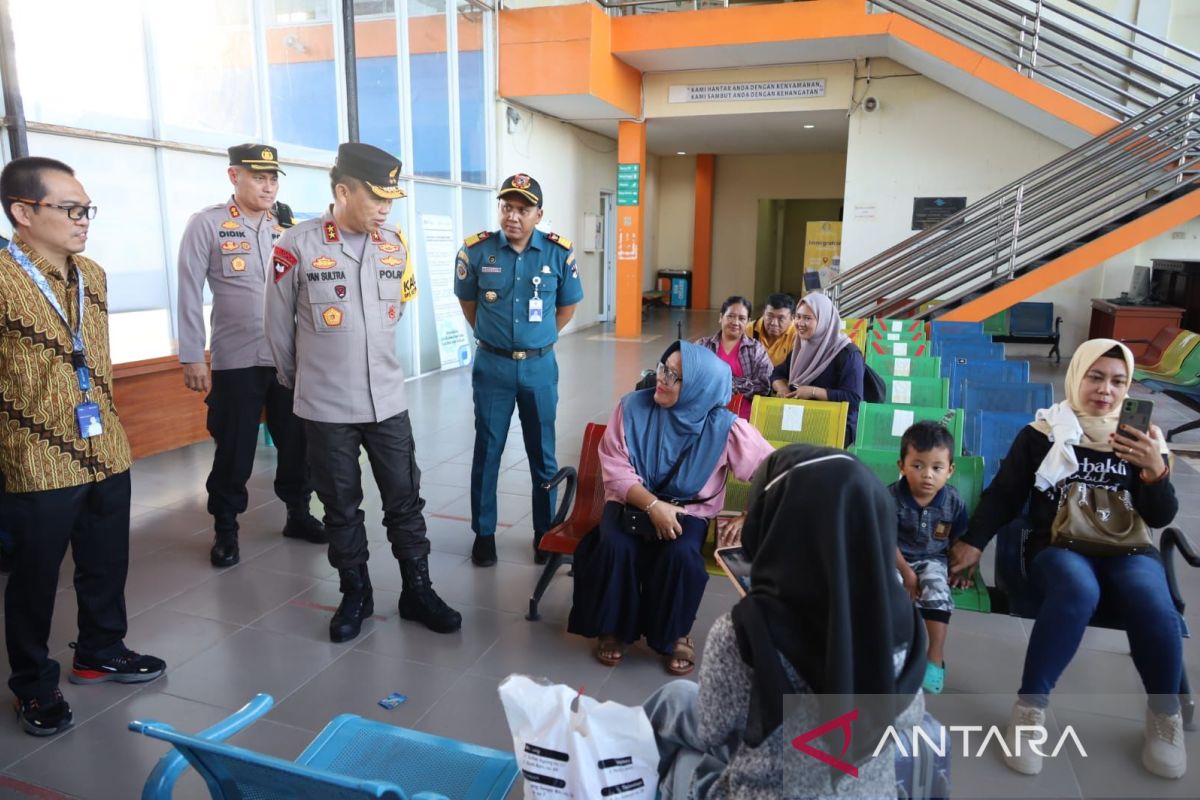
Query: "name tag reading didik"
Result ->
[[76, 402, 103, 438]]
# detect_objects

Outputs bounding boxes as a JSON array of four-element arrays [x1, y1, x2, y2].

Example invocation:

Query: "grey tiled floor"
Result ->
[[1, 311, 1199, 799]]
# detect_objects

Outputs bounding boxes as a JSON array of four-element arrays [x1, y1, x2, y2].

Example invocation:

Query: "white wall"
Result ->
[[840, 67, 1068, 270], [654, 154, 697, 284], [496, 102, 618, 331]]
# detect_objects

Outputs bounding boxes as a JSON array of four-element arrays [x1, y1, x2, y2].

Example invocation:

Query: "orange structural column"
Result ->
[[692, 154, 714, 310], [615, 121, 647, 338]]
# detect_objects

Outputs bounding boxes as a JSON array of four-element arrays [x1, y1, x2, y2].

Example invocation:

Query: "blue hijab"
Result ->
[[621, 341, 737, 499]]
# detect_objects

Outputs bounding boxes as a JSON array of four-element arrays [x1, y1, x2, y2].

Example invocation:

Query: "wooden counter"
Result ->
[[1088, 300, 1184, 359], [112, 356, 209, 459]]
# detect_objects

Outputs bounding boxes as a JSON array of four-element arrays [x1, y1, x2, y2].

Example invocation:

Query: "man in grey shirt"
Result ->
[[177, 144, 325, 568], [265, 142, 460, 642]]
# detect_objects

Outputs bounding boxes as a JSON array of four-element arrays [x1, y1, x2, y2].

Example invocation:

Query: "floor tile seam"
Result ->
[[237, 576, 327, 629]]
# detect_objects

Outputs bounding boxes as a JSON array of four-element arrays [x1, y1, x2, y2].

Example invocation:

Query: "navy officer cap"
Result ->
[[498, 173, 542, 207], [335, 143, 406, 199], [228, 143, 286, 175]]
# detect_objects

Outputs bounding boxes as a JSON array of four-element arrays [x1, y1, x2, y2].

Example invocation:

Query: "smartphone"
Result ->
[[714, 546, 752, 597], [1117, 397, 1154, 439]]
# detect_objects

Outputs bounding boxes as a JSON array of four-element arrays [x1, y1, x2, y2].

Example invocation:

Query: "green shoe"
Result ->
[[923, 661, 945, 694]]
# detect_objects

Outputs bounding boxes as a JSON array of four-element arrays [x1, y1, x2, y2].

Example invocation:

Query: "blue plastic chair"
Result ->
[[933, 341, 1005, 365], [1007, 302, 1055, 337], [930, 333, 993, 356], [948, 359, 1030, 409], [930, 320, 983, 340], [962, 381, 1052, 415], [967, 410, 1035, 487], [129, 694, 519, 800]]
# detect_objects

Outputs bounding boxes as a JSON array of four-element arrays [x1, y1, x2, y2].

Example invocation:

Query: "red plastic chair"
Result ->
[[726, 394, 744, 415], [528, 422, 609, 621]]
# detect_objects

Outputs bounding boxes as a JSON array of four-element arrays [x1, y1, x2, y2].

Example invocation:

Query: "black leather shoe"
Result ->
[[398, 556, 462, 633], [209, 537, 239, 567], [330, 564, 373, 643], [282, 504, 327, 544], [471, 535, 497, 567]]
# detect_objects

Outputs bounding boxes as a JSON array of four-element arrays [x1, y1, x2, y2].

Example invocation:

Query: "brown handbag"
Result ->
[[1050, 481, 1153, 557]]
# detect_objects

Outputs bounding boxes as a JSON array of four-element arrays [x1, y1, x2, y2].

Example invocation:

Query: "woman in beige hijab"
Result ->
[[950, 339, 1184, 780]]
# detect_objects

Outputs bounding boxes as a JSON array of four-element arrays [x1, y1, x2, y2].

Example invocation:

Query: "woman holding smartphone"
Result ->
[[950, 338, 1184, 780]]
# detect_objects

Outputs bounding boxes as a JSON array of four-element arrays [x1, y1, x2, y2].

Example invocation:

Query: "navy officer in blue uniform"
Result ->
[[454, 174, 583, 567]]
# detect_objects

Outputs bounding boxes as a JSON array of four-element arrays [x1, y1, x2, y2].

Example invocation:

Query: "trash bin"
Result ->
[[657, 269, 692, 308]]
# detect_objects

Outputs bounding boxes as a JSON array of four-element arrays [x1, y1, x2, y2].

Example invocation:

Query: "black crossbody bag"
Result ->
[[621, 446, 718, 541]]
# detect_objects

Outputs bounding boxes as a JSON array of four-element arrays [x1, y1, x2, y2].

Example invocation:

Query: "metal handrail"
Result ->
[[873, 0, 1200, 121], [830, 85, 1200, 319]]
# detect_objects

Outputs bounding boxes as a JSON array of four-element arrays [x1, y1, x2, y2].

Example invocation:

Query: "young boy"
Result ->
[[892, 420, 969, 694]]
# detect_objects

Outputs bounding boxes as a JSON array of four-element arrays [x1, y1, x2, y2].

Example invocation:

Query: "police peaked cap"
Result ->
[[229, 143, 286, 174], [335, 143, 406, 199]]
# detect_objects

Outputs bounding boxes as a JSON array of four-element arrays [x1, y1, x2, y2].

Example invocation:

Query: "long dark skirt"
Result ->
[[568, 501, 710, 655]]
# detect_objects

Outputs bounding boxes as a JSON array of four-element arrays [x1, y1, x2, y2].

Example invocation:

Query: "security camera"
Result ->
[[863, 96, 880, 113]]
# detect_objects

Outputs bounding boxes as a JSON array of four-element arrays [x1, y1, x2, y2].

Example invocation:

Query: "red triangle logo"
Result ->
[[791, 708, 859, 778]]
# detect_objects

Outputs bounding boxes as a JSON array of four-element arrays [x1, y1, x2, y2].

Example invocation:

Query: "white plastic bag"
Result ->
[[499, 674, 659, 799]]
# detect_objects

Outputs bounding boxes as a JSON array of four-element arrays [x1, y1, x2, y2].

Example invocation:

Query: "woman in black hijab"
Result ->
[[642, 444, 927, 799]]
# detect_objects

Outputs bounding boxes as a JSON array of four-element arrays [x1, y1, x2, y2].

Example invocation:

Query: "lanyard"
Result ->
[[7, 240, 91, 395]]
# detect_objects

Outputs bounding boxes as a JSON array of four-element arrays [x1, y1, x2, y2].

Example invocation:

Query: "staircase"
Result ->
[[831, 0, 1200, 320]]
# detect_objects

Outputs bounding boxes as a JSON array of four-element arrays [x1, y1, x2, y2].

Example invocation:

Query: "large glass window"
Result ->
[[457, 2, 487, 184], [148, 0, 259, 146], [265, 0, 340, 154], [4, 0, 492, 373], [355, 10, 403, 158], [10, 0, 152, 137], [408, 0, 452, 179]]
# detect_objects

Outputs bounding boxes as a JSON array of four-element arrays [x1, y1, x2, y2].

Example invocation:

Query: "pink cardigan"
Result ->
[[598, 403, 776, 519]]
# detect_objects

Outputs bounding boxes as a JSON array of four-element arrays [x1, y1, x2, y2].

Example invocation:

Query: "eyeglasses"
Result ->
[[7, 196, 98, 220], [655, 362, 682, 387]]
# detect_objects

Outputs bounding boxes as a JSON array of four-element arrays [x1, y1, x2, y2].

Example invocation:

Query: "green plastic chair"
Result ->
[[854, 403, 965, 456], [982, 309, 1009, 336], [1134, 330, 1200, 382], [873, 318, 925, 335], [880, 376, 951, 407], [1135, 341, 1200, 386], [869, 355, 942, 379]]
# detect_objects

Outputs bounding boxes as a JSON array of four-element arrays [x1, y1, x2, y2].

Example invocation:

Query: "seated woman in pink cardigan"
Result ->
[[567, 340, 774, 676]]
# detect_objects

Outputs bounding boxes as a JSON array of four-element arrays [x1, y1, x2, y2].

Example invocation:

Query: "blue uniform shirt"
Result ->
[[454, 228, 584, 351]]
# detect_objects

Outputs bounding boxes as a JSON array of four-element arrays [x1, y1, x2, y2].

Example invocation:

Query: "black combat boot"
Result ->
[[398, 556, 462, 634], [209, 517, 239, 567], [330, 564, 374, 643], [282, 501, 327, 544]]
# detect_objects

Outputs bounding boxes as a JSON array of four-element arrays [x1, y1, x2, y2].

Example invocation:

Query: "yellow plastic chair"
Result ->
[[749, 396, 848, 448], [1136, 330, 1200, 381]]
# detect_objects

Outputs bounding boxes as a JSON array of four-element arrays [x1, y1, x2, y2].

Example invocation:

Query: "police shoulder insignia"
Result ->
[[545, 232, 573, 250], [464, 230, 492, 248]]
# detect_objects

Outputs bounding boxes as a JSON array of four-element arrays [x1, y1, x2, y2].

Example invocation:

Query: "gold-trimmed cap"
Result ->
[[498, 173, 542, 207], [335, 143, 406, 199], [228, 143, 286, 174]]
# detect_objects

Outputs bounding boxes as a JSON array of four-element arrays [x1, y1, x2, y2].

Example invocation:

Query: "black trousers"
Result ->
[[305, 411, 431, 570], [205, 366, 310, 525], [4, 472, 131, 702]]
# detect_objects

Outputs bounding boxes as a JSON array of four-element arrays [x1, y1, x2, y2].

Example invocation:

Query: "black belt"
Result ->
[[476, 340, 554, 361]]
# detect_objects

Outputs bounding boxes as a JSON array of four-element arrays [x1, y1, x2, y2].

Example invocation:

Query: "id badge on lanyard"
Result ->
[[529, 276, 544, 323], [6, 242, 103, 438]]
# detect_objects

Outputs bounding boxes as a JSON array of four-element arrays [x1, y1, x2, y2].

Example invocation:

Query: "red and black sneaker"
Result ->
[[68, 643, 166, 685], [15, 689, 73, 737]]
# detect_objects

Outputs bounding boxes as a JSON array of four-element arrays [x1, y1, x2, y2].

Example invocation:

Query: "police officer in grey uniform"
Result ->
[[265, 142, 461, 642], [177, 144, 324, 568]]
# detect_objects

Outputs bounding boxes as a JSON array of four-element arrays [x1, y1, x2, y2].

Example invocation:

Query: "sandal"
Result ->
[[666, 636, 696, 676], [922, 661, 945, 695], [595, 635, 625, 667]]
